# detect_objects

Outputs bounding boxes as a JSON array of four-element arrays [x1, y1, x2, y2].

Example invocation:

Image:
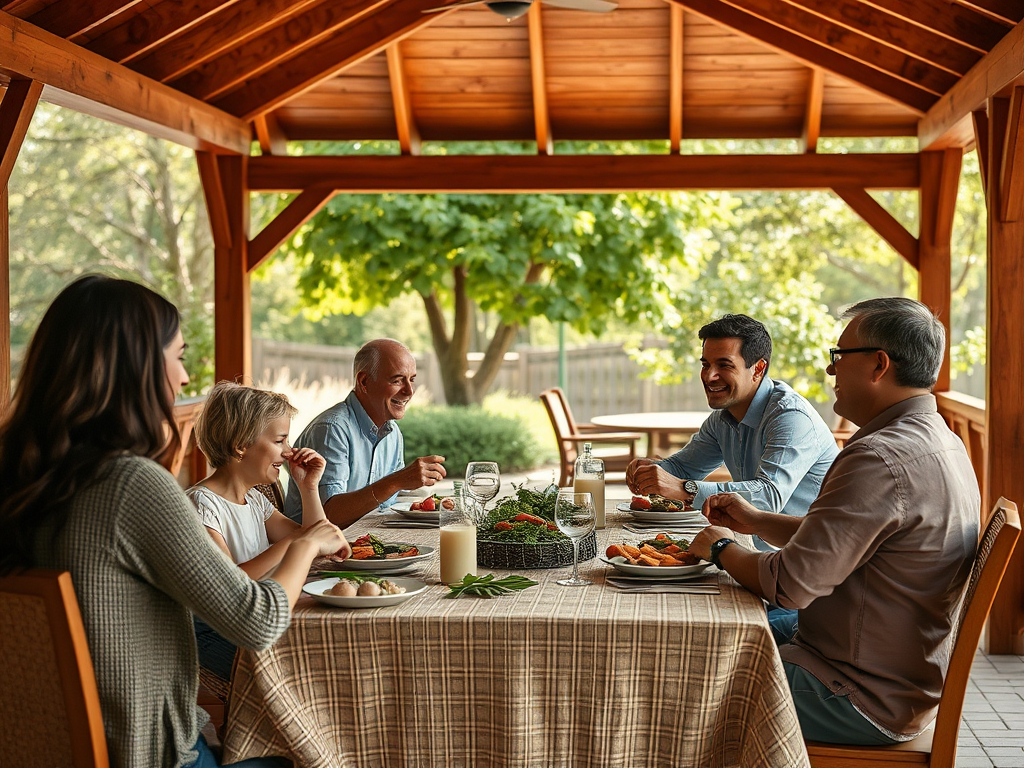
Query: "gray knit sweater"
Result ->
[[32, 454, 291, 768]]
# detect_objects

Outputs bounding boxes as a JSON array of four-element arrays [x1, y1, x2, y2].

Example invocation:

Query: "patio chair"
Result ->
[[540, 387, 643, 486], [0, 569, 109, 767], [805, 496, 1021, 768]]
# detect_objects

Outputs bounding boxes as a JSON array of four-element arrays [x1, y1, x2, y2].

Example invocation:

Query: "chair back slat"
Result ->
[[540, 388, 577, 485], [0, 569, 109, 768]]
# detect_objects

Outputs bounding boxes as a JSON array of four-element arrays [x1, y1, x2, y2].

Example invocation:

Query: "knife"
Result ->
[[606, 580, 720, 594], [381, 520, 439, 529]]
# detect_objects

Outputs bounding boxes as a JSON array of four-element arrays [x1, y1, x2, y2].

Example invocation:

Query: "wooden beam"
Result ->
[[385, 42, 420, 156], [0, 11, 250, 154], [800, 67, 824, 154], [27, 0, 142, 40], [130, 0, 322, 84], [983, 94, 1024, 654], [674, 0, 935, 113], [669, 3, 684, 153], [833, 186, 919, 268], [955, 0, 1023, 25], [527, 1, 552, 156], [918, 147, 963, 393], [0, 77, 41, 189], [919, 18, 1024, 150], [248, 153, 922, 193], [861, 0, 1009, 53], [999, 85, 1024, 222], [974, 108, 990, 195], [253, 113, 287, 156], [212, 0, 452, 121], [248, 186, 335, 271], [196, 152, 232, 250], [171, 0, 390, 104]]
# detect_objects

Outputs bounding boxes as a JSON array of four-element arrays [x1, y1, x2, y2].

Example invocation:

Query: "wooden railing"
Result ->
[[937, 391, 987, 513], [162, 396, 207, 489]]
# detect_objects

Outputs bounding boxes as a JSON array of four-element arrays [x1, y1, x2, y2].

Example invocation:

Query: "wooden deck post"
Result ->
[[981, 94, 1024, 654]]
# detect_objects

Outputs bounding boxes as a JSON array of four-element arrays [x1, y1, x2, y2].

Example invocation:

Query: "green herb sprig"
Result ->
[[444, 574, 538, 599]]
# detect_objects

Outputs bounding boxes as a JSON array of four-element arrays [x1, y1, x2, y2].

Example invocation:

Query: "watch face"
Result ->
[[683, 480, 698, 495]]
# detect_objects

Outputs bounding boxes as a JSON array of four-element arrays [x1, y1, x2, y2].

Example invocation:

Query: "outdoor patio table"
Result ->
[[590, 411, 712, 458], [221, 508, 809, 768]]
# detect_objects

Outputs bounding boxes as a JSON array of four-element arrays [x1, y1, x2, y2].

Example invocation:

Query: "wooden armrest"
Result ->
[[564, 432, 644, 443]]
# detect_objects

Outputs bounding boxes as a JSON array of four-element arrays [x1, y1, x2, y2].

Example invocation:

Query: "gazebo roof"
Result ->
[[2, 0, 1022, 155]]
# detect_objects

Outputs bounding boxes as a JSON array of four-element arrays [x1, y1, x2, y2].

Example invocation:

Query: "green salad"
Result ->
[[477, 484, 567, 544]]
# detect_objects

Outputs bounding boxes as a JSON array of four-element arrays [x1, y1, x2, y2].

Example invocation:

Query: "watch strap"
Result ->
[[710, 537, 737, 569]]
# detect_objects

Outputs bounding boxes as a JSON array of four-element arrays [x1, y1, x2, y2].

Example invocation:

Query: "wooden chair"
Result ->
[[832, 415, 857, 449], [806, 497, 1021, 768], [0, 569, 109, 767], [540, 387, 643, 486]]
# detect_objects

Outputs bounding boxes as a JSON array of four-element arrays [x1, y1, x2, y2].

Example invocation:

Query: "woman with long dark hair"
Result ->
[[0, 276, 346, 768]]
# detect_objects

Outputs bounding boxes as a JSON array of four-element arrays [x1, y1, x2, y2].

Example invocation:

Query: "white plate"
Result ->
[[303, 577, 428, 608], [628, 508, 706, 524], [599, 555, 712, 578], [391, 502, 443, 520], [342, 544, 435, 571]]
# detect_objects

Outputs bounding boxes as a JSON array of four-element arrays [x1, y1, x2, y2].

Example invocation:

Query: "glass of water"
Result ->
[[555, 491, 595, 587], [464, 461, 500, 509]]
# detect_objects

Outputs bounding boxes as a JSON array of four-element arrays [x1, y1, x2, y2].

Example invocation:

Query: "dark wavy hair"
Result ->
[[0, 276, 181, 572], [698, 314, 773, 372]]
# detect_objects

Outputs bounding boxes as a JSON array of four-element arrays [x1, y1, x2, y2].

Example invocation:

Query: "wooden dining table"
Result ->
[[590, 411, 712, 458], [221, 506, 809, 768]]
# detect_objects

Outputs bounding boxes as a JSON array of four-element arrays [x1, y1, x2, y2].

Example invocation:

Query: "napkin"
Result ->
[[381, 519, 439, 529], [623, 523, 708, 536]]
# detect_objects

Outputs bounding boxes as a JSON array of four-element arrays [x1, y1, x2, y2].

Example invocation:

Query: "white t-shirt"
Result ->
[[186, 485, 275, 564]]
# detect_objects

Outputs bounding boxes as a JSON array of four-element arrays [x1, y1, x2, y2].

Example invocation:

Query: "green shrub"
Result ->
[[401, 398, 547, 476]]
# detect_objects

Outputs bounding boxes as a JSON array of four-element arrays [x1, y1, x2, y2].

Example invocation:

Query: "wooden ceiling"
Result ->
[[2, 0, 1022, 156]]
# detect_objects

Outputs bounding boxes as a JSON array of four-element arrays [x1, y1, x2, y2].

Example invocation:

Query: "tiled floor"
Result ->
[[959, 650, 1024, 767]]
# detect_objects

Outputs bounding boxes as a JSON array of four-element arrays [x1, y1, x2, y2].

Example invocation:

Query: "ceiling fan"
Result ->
[[423, 0, 617, 21]]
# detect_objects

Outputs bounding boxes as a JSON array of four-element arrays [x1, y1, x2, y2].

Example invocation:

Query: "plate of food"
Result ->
[[599, 536, 712, 577], [392, 495, 453, 519], [303, 575, 428, 608], [617, 495, 705, 523], [340, 534, 435, 571]]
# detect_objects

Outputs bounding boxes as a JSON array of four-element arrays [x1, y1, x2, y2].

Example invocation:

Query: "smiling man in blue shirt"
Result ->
[[626, 314, 839, 551], [284, 339, 446, 528]]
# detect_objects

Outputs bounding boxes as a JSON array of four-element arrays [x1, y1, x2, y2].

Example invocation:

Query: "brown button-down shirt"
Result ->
[[758, 395, 980, 738]]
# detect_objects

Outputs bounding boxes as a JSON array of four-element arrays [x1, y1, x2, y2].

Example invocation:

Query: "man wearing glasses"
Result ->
[[690, 297, 979, 746]]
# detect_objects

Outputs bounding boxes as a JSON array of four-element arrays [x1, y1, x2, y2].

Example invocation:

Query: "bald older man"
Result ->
[[284, 339, 446, 528]]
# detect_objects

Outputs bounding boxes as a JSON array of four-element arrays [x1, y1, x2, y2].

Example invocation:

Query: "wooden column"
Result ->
[[982, 93, 1024, 654], [918, 148, 963, 394], [197, 152, 250, 384], [1, 184, 8, 415]]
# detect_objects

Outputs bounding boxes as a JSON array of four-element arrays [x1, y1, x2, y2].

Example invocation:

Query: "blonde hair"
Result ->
[[194, 381, 297, 469]]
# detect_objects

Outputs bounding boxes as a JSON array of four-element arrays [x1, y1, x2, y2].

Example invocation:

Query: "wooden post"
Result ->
[[918, 148, 962, 394], [1, 184, 8, 416], [982, 95, 1024, 654]]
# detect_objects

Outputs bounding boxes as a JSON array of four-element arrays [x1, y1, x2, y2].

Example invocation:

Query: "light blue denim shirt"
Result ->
[[658, 377, 839, 549], [283, 391, 405, 523]]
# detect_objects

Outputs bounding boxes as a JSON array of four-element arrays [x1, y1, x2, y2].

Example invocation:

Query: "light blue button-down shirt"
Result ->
[[658, 377, 839, 549], [283, 391, 405, 523]]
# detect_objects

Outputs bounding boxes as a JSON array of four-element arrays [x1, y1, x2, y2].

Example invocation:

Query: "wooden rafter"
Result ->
[[998, 86, 1024, 222], [669, 3, 684, 153], [253, 113, 287, 156], [386, 42, 420, 156], [0, 77, 41, 189], [800, 67, 823, 154], [833, 186, 919, 268], [0, 11, 250, 154], [674, 0, 935, 113], [27, 0, 141, 40], [860, 0, 1008, 53], [171, 0, 390, 104], [781, 0, 981, 76], [248, 186, 335, 271], [248, 153, 921, 193], [211, 0, 449, 121], [527, 2, 552, 156], [130, 0, 322, 84], [955, 0, 1024, 25], [919, 18, 1024, 150], [86, 0, 238, 64]]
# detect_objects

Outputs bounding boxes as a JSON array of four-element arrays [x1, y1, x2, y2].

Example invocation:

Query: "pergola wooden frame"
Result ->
[[1, 0, 1023, 652]]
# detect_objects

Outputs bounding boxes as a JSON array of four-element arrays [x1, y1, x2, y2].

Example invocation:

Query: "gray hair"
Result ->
[[841, 297, 945, 389], [353, 339, 410, 381]]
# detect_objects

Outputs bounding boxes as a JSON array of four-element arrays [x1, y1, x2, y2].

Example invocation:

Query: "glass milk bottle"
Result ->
[[440, 480, 477, 584], [573, 442, 606, 529]]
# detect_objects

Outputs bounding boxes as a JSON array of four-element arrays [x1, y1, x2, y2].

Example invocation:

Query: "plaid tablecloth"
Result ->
[[222, 511, 809, 768]]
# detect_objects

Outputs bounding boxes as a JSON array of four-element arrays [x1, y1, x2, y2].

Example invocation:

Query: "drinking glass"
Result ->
[[555, 491, 595, 587], [465, 461, 501, 509]]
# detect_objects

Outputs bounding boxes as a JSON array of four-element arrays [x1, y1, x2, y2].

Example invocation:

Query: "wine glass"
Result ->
[[555, 491, 595, 587], [465, 461, 500, 510]]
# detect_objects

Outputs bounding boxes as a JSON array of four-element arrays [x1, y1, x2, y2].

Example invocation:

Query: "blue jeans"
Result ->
[[185, 735, 290, 768], [767, 605, 799, 645], [194, 616, 237, 684], [784, 663, 900, 746]]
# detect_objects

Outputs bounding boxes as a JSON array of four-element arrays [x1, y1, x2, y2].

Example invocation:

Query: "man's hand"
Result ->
[[626, 458, 693, 502], [284, 447, 326, 492], [688, 525, 736, 562], [398, 455, 447, 489], [702, 492, 763, 534]]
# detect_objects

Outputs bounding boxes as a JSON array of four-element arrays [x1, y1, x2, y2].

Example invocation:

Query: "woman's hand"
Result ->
[[294, 519, 351, 559], [284, 447, 326, 491]]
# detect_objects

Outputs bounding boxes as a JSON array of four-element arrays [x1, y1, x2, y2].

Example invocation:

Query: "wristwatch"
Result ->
[[683, 479, 699, 496], [709, 537, 737, 569]]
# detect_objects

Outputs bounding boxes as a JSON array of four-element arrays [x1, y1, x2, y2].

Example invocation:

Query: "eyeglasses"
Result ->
[[828, 347, 887, 367]]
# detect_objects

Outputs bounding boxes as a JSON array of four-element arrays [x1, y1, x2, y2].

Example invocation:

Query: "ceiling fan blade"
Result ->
[[542, 0, 616, 11], [422, 0, 490, 13]]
